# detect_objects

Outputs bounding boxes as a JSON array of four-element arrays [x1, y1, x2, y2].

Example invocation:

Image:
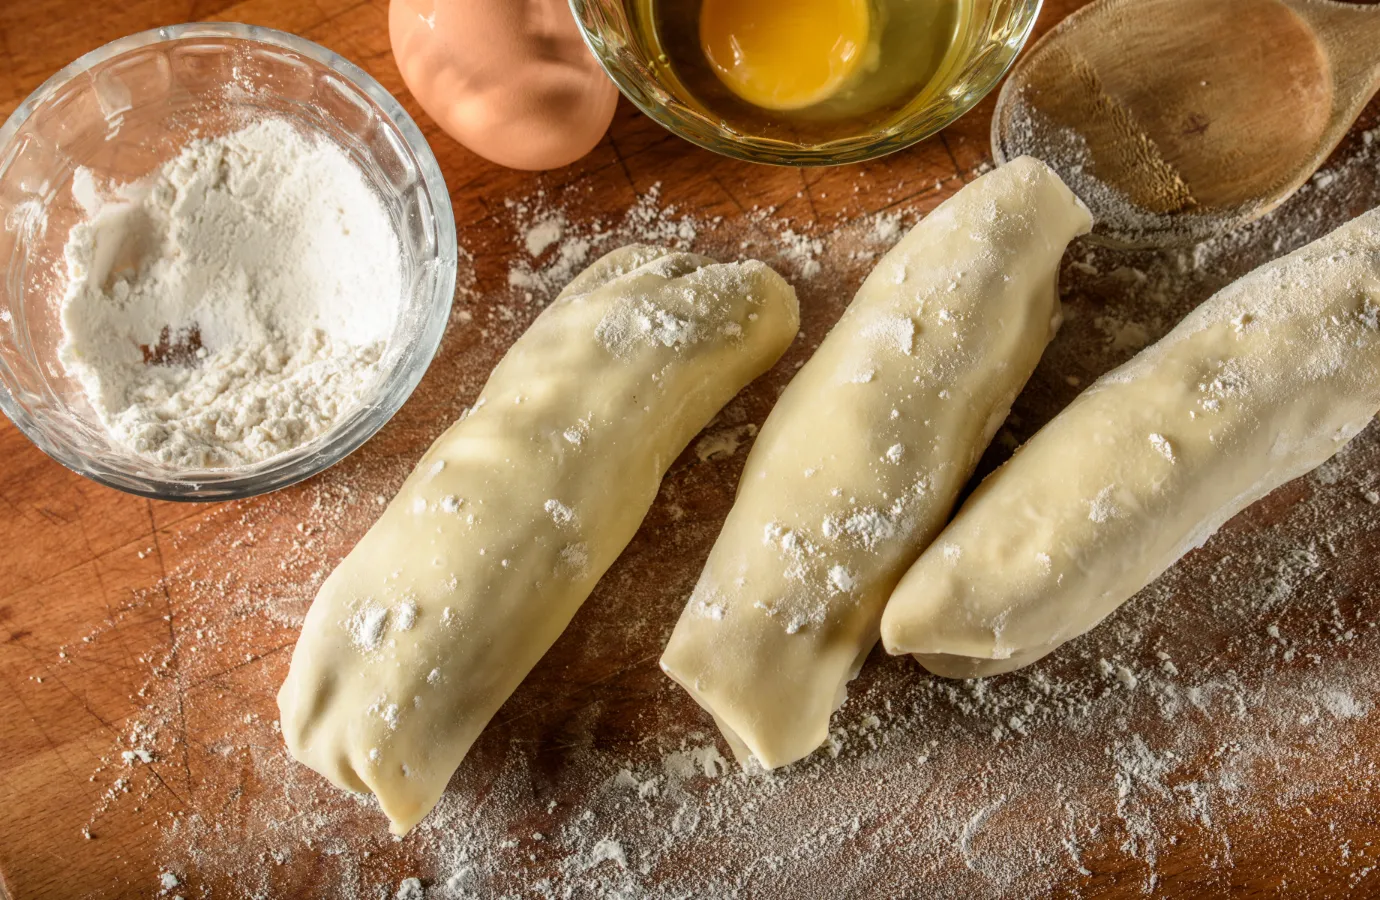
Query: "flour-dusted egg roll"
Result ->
[[278, 246, 798, 833], [659, 158, 1092, 769], [881, 209, 1380, 678]]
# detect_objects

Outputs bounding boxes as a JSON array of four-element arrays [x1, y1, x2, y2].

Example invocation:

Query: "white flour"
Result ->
[[58, 119, 402, 468]]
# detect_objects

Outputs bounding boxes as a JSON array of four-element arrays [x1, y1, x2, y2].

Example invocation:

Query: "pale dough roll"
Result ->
[[659, 158, 1092, 769], [278, 246, 798, 834], [881, 209, 1380, 678]]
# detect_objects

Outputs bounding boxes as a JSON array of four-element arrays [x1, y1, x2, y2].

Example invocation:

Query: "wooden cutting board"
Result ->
[[3, 1, 1380, 898]]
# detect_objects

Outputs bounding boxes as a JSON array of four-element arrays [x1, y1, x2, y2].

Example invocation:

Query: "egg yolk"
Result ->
[[700, 0, 872, 111]]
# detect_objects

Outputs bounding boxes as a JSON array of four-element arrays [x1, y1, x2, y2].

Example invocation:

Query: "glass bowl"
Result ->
[[569, 0, 1041, 166], [0, 23, 457, 501]]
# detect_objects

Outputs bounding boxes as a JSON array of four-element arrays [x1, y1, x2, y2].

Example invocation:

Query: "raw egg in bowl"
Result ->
[[571, 0, 1043, 166]]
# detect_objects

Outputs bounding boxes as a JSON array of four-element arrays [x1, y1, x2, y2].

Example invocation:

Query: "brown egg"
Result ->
[[389, 0, 619, 171]]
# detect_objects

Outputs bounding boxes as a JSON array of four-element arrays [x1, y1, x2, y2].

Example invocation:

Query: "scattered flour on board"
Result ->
[[45, 111, 1380, 898], [694, 423, 759, 462]]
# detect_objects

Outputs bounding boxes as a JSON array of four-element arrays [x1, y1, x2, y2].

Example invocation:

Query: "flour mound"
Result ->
[[58, 118, 403, 468]]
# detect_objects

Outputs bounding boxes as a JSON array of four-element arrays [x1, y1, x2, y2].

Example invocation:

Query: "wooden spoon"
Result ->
[[992, 0, 1380, 247]]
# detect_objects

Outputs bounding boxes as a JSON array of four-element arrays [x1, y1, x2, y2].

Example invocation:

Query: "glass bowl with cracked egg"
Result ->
[[0, 23, 456, 501], [570, 0, 1041, 165]]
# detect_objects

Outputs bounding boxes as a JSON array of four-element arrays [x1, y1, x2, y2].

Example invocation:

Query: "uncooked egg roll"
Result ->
[[882, 209, 1380, 678], [278, 245, 798, 833], [660, 158, 1092, 768]]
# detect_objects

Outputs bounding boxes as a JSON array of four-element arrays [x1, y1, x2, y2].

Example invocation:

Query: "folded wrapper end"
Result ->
[[278, 671, 436, 836], [908, 645, 1060, 680], [710, 711, 756, 770], [660, 657, 780, 770]]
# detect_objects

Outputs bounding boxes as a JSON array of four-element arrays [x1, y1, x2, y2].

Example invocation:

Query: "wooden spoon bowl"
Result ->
[[993, 0, 1380, 247]]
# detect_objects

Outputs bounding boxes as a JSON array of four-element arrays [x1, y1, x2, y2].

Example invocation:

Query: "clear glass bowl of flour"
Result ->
[[0, 23, 456, 500]]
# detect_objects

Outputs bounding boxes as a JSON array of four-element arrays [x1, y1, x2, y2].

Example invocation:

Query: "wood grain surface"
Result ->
[[2, 1, 1380, 898]]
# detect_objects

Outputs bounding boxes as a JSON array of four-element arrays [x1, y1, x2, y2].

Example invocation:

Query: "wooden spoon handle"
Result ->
[[1289, 0, 1380, 95]]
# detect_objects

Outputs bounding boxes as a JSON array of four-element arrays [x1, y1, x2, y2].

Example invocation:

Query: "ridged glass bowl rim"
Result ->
[[568, 0, 1042, 167], [0, 22, 457, 502]]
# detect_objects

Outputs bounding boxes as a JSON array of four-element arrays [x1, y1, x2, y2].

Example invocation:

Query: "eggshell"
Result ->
[[389, 0, 620, 171]]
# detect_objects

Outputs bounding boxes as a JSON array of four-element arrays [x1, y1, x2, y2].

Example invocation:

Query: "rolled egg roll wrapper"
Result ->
[[659, 157, 1092, 769], [277, 246, 799, 834], [881, 209, 1380, 678]]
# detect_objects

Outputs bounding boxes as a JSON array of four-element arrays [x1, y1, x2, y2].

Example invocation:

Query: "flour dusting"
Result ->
[[44, 108, 1380, 899]]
